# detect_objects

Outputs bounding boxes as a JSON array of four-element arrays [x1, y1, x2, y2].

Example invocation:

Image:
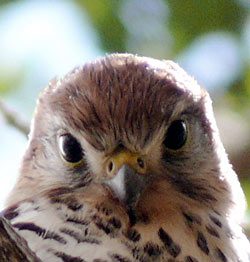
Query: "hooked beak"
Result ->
[[104, 151, 148, 209]]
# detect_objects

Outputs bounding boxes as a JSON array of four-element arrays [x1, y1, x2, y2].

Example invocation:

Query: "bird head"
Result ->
[[8, 54, 246, 224]]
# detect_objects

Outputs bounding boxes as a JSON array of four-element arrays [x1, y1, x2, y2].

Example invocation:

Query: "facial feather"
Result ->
[[4, 54, 249, 262], [7, 54, 245, 221]]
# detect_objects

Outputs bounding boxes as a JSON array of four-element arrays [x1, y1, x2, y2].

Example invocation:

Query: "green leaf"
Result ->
[[167, 0, 247, 54]]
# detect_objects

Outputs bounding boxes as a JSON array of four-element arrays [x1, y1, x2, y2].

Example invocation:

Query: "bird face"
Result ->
[[10, 54, 238, 224]]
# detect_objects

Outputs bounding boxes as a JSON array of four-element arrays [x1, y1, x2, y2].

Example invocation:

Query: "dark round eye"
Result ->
[[59, 134, 83, 163], [164, 120, 187, 150]]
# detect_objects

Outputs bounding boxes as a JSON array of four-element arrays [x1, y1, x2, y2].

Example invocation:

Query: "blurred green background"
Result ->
[[0, 0, 249, 235]]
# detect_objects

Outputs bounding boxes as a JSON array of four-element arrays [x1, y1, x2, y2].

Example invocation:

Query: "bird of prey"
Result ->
[[1, 54, 249, 261]]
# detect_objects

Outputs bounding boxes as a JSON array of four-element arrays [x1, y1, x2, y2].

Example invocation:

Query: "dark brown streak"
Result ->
[[73, 176, 93, 189], [87, 96, 102, 126], [66, 217, 89, 226], [54, 251, 86, 262], [196, 231, 209, 255], [182, 211, 202, 227], [143, 242, 162, 257], [1, 205, 19, 221], [125, 228, 141, 242], [94, 219, 112, 235], [216, 248, 227, 262], [169, 174, 216, 204], [185, 256, 199, 262], [50, 195, 83, 212], [60, 228, 100, 245], [23, 175, 35, 181], [108, 217, 122, 229], [109, 253, 132, 262], [13, 222, 67, 244], [205, 225, 220, 238], [209, 215, 222, 228], [47, 187, 72, 198], [158, 228, 181, 258]]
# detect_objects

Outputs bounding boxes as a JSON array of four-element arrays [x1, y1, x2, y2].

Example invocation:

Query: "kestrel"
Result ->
[[1, 54, 250, 261]]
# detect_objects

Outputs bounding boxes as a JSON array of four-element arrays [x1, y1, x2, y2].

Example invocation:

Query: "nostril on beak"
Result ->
[[137, 157, 145, 169], [107, 160, 114, 174]]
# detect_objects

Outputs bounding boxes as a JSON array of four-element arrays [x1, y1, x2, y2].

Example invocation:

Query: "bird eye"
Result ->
[[164, 120, 187, 150], [58, 134, 83, 164]]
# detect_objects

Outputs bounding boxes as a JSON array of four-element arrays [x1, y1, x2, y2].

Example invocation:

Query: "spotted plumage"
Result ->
[[1, 54, 250, 261]]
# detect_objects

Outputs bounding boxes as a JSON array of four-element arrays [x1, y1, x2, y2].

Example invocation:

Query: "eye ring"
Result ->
[[163, 120, 187, 150], [58, 133, 84, 165]]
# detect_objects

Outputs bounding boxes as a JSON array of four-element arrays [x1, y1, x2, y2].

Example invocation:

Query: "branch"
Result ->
[[0, 100, 29, 136], [0, 216, 40, 261]]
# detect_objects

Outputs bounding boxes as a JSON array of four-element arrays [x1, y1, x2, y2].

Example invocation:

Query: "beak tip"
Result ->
[[104, 164, 147, 208]]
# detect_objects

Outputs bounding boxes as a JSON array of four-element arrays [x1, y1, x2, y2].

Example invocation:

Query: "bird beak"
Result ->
[[104, 151, 148, 209]]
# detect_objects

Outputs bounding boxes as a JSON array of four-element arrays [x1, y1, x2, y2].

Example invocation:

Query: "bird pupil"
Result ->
[[164, 120, 187, 150], [60, 134, 83, 163]]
